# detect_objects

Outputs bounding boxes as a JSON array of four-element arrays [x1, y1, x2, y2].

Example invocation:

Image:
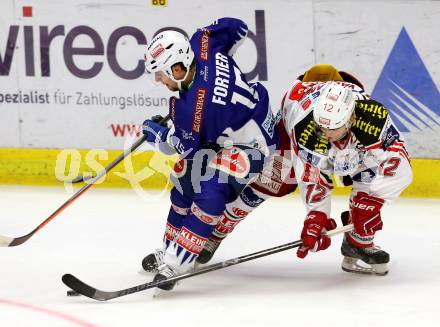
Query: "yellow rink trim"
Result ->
[[0, 148, 439, 197], [0, 148, 177, 190]]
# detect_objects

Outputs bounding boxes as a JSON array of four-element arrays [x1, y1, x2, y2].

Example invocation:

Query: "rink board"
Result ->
[[0, 148, 438, 198], [0, 0, 439, 159]]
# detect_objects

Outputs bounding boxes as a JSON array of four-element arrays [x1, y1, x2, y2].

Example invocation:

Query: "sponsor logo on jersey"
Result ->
[[372, 27, 440, 134], [255, 154, 294, 194], [199, 29, 210, 61], [170, 96, 177, 120], [312, 91, 321, 99], [180, 128, 195, 140], [298, 149, 321, 166], [352, 100, 389, 145], [334, 81, 356, 89], [301, 98, 312, 110], [289, 82, 305, 101], [382, 124, 400, 150], [200, 65, 209, 82], [262, 109, 276, 138], [295, 112, 331, 154], [192, 88, 207, 132], [298, 82, 325, 103], [352, 168, 376, 183], [255, 173, 281, 193], [301, 162, 321, 184]]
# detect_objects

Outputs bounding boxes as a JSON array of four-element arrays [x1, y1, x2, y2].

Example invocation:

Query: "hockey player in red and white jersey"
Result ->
[[282, 79, 412, 275]]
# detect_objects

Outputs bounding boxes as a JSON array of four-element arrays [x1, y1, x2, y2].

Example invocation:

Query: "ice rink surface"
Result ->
[[0, 185, 439, 327]]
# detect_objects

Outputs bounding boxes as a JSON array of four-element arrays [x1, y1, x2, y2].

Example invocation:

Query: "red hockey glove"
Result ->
[[297, 211, 337, 259], [350, 192, 384, 237]]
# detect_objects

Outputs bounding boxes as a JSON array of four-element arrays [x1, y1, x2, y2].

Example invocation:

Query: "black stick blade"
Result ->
[[62, 274, 101, 300]]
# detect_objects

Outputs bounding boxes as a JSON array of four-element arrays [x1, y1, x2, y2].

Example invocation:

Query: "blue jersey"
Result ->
[[168, 18, 279, 159]]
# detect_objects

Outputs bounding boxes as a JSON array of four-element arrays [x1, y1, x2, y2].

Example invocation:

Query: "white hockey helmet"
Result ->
[[144, 30, 194, 84], [313, 82, 356, 130]]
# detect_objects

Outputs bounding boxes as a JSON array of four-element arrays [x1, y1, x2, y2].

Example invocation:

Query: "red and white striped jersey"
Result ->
[[281, 80, 411, 216]]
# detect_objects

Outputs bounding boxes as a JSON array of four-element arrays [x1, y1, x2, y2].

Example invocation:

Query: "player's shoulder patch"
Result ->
[[294, 111, 331, 155], [352, 99, 389, 146]]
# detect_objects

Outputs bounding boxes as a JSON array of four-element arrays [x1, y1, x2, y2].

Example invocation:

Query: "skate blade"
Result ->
[[153, 287, 166, 298], [342, 257, 388, 276]]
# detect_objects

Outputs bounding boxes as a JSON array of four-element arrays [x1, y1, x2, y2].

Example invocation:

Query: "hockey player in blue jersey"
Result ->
[[141, 18, 279, 290]]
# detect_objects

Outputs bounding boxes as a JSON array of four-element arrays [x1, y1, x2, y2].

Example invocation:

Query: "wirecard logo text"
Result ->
[[372, 27, 440, 133], [0, 10, 268, 80]]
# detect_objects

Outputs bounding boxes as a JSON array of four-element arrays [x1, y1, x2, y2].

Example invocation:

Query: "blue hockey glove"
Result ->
[[151, 115, 168, 127], [142, 119, 169, 144]]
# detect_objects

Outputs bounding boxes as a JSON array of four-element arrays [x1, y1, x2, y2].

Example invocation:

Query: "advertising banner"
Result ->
[[1, 0, 439, 158]]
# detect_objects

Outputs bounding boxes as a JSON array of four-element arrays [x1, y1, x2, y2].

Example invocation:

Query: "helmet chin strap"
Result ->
[[174, 64, 195, 91], [167, 67, 190, 91]]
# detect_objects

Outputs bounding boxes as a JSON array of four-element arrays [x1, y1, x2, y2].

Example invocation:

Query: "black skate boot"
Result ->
[[141, 249, 164, 273], [341, 236, 390, 276], [153, 264, 178, 291], [196, 238, 222, 264]]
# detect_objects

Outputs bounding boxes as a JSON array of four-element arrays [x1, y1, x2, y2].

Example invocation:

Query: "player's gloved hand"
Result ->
[[297, 211, 337, 259], [142, 117, 169, 144], [151, 115, 168, 127], [350, 192, 384, 237]]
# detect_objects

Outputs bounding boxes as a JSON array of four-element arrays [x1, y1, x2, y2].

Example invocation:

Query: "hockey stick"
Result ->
[[0, 115, 170, 247], [65, 136, 147, 184], [62, 224, 353, 301], [62, 115, 171, 184]]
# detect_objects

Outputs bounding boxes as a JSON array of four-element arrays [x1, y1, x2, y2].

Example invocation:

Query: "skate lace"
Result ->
[[363, 245, 382, 254], [154, 248, 165, 263], [157, 264, 177, 279]]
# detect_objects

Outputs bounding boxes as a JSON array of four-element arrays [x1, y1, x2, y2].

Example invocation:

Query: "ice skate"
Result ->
[[141, 249, 164, 273], [196, 237, 222, 264], [153, 263, 178, 292], [341, 236, 389, 276]]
